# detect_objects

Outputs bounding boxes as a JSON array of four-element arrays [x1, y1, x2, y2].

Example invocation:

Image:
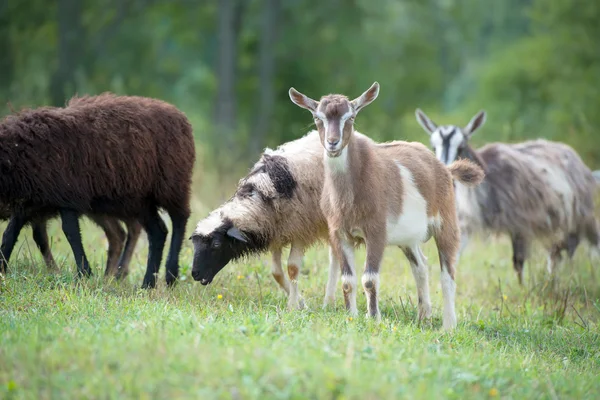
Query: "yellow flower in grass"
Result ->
[[503, 295, 507, 301], [489, 388, 499, 397], [237, 275, 243, 280], [348, 317, 353, 322], [217, 294, 223, 300]]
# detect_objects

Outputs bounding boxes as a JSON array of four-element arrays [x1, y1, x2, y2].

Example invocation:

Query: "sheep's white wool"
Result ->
[[386, 164, 429, 246], [194, 211, 224, 236]]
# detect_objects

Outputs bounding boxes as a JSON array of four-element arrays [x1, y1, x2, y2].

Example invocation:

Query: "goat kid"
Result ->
[[289, 82, 484, 329]]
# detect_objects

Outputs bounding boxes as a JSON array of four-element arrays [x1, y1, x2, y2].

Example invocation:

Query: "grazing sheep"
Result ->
[[190, 131, 338, 310], [415, 108, 600, 284], [0, 93, 195, 288], [289, 82, 485, 329]]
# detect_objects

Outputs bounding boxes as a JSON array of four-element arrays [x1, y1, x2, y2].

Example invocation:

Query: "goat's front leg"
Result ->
[[323, 245, 340, 308], [286, 242, 305, 310], [331, 231, 357, 316], [362, 229, 386, 321]]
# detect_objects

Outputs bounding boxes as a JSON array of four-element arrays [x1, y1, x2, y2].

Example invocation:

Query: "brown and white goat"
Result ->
[[415, 109, 600, 284], [289, 82, 485, 329]]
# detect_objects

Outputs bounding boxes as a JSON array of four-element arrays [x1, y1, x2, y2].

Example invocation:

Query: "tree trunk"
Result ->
[[49, 0, 84, 107], [250, 0, 281, 158], [0, 2, 12, 98], [214, 0, 245, 150]]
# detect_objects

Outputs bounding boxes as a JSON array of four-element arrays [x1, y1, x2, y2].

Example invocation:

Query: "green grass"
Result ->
[[1, 214, 600, 399]]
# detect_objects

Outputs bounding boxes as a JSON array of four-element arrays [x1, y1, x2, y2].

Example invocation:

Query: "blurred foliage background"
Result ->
[[1, 0, 599, 202]]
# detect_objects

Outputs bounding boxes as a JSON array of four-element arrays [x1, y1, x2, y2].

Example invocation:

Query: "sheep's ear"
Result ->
[[464, 110, 486, 137], [415, 108, 437, 135], [289, 88, 318, 112], [351, 82, 380, 113], [227, 226, 248, 243]]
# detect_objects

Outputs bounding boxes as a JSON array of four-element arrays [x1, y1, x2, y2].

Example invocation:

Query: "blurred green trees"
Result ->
[[1, 0, 598, 173]]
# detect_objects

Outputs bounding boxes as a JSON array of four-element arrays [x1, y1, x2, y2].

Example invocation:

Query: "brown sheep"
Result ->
[[0, 93, 195, 288]]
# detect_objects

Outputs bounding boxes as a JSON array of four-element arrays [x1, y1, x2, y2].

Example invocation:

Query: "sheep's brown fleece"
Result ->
[[0, 93, 195, 287]]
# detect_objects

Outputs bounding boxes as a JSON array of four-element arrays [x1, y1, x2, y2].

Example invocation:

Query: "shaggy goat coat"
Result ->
[[456, 139, 598, 249], [417, 108, 600, 284], [0, 93, 195, 287]]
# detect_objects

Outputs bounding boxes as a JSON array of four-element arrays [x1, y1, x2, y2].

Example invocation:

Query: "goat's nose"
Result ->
[[327, 138, 340, 146]]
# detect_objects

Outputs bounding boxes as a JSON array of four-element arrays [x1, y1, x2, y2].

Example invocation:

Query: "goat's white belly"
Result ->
[[386, 164, 430, 246], [386, 207, 429, 246]]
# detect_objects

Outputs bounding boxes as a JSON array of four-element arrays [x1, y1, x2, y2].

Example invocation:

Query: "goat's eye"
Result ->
[[212, 241, 222, 249]]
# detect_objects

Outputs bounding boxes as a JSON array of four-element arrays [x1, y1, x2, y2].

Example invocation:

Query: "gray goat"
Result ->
[[416, 109, 599, 284]]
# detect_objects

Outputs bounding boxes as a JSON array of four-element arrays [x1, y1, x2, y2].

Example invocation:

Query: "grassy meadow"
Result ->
[[1, 172, 600, 400]]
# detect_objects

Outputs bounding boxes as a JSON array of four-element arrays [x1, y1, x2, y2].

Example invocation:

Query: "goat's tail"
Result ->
[[447, 159, 485, 187]]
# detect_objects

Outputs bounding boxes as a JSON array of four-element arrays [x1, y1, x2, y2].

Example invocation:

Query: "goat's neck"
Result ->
[[459, 144, 487, 172], [324, 138, 359, 201]]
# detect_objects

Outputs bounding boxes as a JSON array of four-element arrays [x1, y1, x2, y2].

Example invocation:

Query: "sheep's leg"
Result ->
[[331, 232, 357, 316], [0, 215, 27, 273], [270, 248, 290, 295], [511, 234, 528, 286], [141, 209, 168, 289], [434, 224, 459, 330], [31, 220, 58, 271], [60, 209, 92, 278], [286, 243, 305, 310], [89, 216, 126, 278], [362, 230, 386, 321], [164, 212, 188, 287], [402, 246, 432, 321], [323, 246, 340, 308], [115, 220, 142, 279]]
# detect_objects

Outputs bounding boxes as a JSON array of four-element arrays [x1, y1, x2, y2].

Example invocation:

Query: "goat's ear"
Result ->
[[351, 82, 380, 113], [227, 226, 248, 243], [464, 110, 486, 137], [289, 88, 318, 112], [415, 108, 437, 135]]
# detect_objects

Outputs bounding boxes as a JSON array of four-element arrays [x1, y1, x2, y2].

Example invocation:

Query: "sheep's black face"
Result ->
[[191, 233, 237, 285], [191, 217, 267, 285]]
